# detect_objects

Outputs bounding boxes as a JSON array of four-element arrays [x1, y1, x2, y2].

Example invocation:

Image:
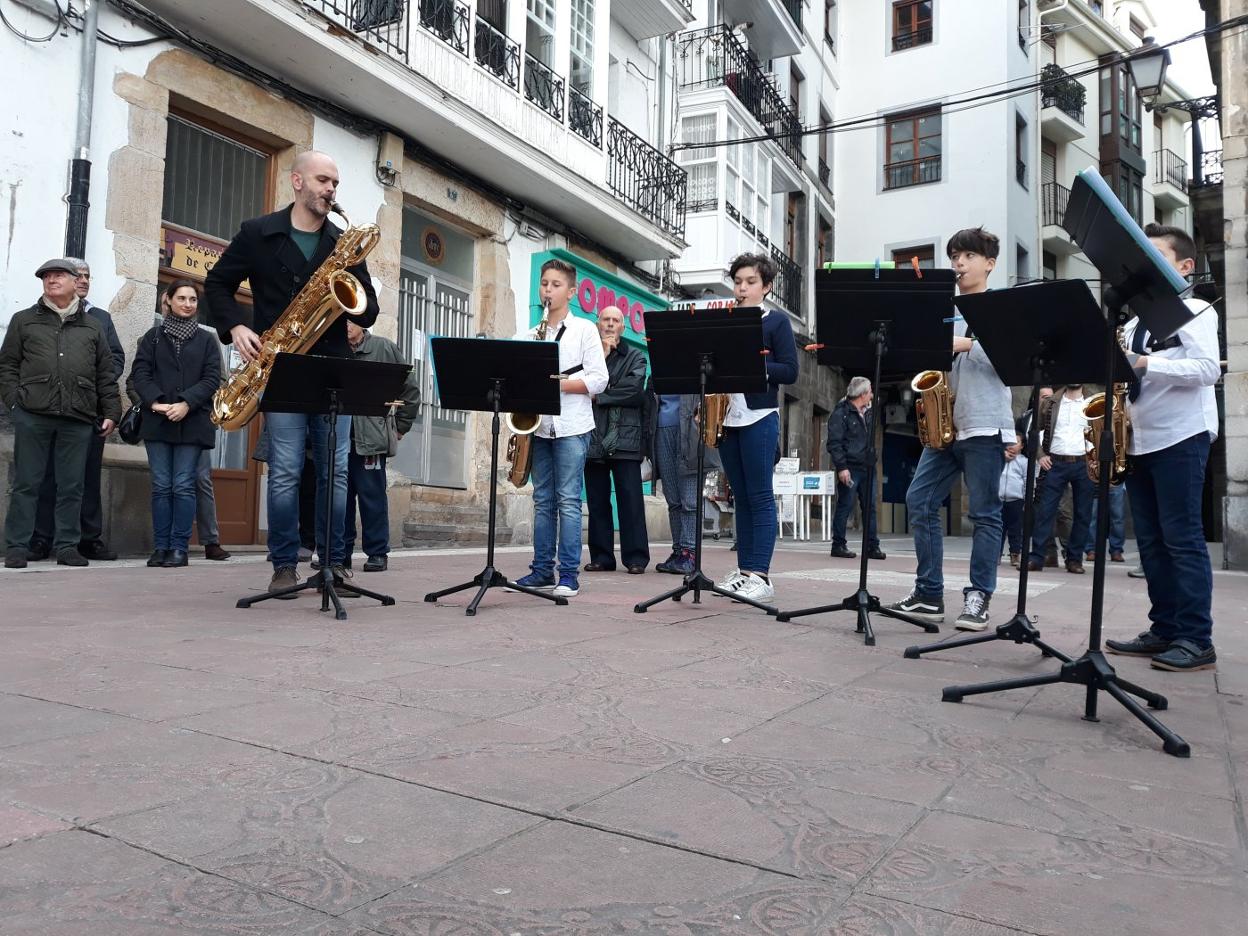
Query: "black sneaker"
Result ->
[[954, 589, 991, 632], [655, 550, 684, 574], [26, 539, 51, 561], [5, 547, 28, 569], [1106, 631, 1171, 657], [884, 591, 944, 623], [867, 547, 887, 561], [56, 547, 89, 567], [829, 546, 857, 559], [1150, 639, 1216, 672], [78, 540, 117, 561]]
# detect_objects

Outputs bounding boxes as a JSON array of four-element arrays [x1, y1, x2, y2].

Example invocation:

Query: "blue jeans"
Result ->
[[530, 432, 591, 578], [345, 450, 390, 560], [265, 411, 350, 569], [831, 466, 878, 551], [906, 435, 1005, 597], [145, 441, 201, 552], [719, 412, 780, 574], [1126, 433, 1214, 649], [1087, 482, 1126, 555], [1028, 459, 1094, 565], [654, 424, 698, 552]]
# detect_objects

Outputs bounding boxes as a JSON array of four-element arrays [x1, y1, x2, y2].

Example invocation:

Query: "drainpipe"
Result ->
[[65, 0, 99, 257], [657, 35, 669, 155]]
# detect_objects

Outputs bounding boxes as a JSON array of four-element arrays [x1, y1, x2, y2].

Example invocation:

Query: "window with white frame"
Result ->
[[526, 0, 555, 67], [570, 0, 594, 95], [678, 114, 718, 212]]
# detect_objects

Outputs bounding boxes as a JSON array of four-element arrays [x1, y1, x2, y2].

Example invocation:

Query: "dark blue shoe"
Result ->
[[669, 549, 694, 575], [552, 573, 580, 598], [508, 571, 555, 592]]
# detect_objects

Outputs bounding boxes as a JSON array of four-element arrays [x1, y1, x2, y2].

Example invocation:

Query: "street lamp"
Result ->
[[1126, 36, 1170, 101]]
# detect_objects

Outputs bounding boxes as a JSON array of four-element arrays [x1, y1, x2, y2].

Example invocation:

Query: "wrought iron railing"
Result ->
[[1191, 149, 1223, 187], [1040, 63, 1086, 123], [892, 26, 932, 51], [818, 158, 830, 187], [607, 118, 687, 239], [677, 25, 803, 167], [1042, 181, 1069, 227], [771, 245, 802, 318], [883, 156, 940, 190], [782, 0, 802, 31], [524, 54, 565, 122], [1016, 159, 1027, 187], [474, 16, 519, 90], [1153, 148, 1188, 192], [418, 0, 468, 56], [304, 0, 409, 61], [568, 87, 602, 147]]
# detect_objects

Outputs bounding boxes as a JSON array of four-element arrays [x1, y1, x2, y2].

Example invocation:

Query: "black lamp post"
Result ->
[[1127, 37, 1221, 186]]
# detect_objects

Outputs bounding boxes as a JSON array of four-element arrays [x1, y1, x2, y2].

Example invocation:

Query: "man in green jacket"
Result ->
[[341, 321, 419, 572], [2, 258, 122, 568]]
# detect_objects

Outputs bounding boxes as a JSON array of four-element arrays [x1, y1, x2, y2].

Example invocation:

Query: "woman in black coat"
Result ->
[[131, 280, 221, 568]]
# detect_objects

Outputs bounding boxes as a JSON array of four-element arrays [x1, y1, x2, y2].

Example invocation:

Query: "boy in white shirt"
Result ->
[[1105, 225, 1220, 672]]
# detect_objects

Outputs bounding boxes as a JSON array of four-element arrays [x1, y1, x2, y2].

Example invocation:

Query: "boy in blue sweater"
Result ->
[[886, 228, 1020, 631]]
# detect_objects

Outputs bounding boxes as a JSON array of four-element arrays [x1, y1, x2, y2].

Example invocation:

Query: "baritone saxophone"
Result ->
[[210, 203, 380, 431]]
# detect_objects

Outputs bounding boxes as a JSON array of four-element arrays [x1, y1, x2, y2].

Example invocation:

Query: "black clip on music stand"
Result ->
[[633, 306, 773, 615], [939, 169, 1196, 757], [236, 352, 408, 620], [423, 337, 568, 616], [904, 279, 1115, 663], [773, 266, 955, 645]]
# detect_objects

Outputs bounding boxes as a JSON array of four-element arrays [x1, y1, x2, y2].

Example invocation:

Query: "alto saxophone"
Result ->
[[211, 203, 380, 430], [912, 369, 955, 450], [505, 300, 550, 487], [1083, 326, 1132, 485]]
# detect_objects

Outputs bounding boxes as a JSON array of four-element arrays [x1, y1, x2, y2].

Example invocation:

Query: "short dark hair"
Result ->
[[945, 227, 1000, 260], [539, 257, 577, 282], [728, 252, 778, 286], [163, 278, 200, 301], [1143, 223, 1197, 264]]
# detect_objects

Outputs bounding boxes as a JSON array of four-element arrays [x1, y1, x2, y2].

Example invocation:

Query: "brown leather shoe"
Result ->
[[583, 562, 616, 572], [1009, 552, 1020, 569], [1065, 560, 1085, 574], [1085, 551, 1095, 562], [1044, 554, 1059, 568], [1027, 558, 1044, 572], [204, 543, 231, 561], [269, 566, 300, 598], [1110, 551, 1124, 562], [626, 565, 646, 574]]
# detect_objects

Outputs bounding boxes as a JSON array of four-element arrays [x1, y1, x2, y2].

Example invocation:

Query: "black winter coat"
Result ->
[[204, 204, 379, 358], [587, 343, 648, 461], [826, 398, 874, 471], [130, 325, 222, 449]]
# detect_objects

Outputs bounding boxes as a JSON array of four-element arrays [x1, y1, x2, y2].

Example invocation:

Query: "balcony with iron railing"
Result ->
[[677, 25, 803, 168], [1191, 149, 1224, 188], [607, 119, 688, 241], [883, 156, 941, 191], [892, 25, 932, 51], [770, 244, 803, 318], [1153, 148, 1188, 192], [1042, 182, 1069, 227], [1040, 64, 1086, 124], [142, 0, 686, 255]]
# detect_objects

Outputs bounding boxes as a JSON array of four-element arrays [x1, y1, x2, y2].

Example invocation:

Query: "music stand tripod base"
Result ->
[[776, 592, 938, 646], [424, 568, 567, 617], [633, 570, 777, 615]]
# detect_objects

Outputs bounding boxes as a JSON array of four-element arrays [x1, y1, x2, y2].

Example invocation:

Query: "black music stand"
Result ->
[[236, 353, 408, 621], [940, 169, 1196, 757], [773, 266, 955, 645], [423, 337, 568, 616], [633, 307, 772, 614], [904, 279, 1128, 663]]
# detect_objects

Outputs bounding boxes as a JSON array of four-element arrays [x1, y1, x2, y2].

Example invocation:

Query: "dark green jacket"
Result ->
[[349, 332, 420, 457], [587, 342, 648, 461], [0, 299, 123, 425]]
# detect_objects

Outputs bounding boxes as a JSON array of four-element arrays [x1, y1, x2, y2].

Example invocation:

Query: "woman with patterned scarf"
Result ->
[[131, 280, 222, 567]]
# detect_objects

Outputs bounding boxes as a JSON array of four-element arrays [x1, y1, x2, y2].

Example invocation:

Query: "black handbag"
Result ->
[[118, 403, 143, 445]]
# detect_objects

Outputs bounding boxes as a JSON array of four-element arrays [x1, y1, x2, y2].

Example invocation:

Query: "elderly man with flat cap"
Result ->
[[1, 258, 122, 568]]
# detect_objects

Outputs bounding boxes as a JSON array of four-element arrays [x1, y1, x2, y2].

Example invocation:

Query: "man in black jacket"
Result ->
[[2, 258, 122, 568], [826, 377, 884, 560], [584, 307, 650, 574], [205, 151, 379, 595], [29, 259, 125, 562]]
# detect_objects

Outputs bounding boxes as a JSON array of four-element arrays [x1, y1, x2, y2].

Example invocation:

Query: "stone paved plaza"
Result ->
[[1, 539, 1246, 934]]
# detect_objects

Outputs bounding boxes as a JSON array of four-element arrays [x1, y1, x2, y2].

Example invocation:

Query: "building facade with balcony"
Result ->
[[670, 1, 845, 479], [0, 0, 693, 553]]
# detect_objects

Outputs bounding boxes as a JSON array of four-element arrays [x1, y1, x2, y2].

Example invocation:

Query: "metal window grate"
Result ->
[[161, 116, 268, 242]]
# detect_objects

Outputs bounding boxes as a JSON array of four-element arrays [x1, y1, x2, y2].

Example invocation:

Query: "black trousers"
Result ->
[[584, 458, 650, 569], [6, 409, 93, 552], [32, 431, 105, 547]]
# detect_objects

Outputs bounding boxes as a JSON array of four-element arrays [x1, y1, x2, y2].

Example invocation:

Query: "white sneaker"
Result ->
[[715, 570, 746, 592], [732, 572, 775, 603]]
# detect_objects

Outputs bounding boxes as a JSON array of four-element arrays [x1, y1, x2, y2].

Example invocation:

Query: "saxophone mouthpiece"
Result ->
[[330, 202, 349, 225]]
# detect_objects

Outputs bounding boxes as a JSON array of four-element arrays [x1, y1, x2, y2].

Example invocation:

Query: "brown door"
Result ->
[[200, 419, 263, 545]]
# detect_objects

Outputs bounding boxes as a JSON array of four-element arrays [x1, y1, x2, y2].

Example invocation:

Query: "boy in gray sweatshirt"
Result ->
[[886, 228, 1020, 631]]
